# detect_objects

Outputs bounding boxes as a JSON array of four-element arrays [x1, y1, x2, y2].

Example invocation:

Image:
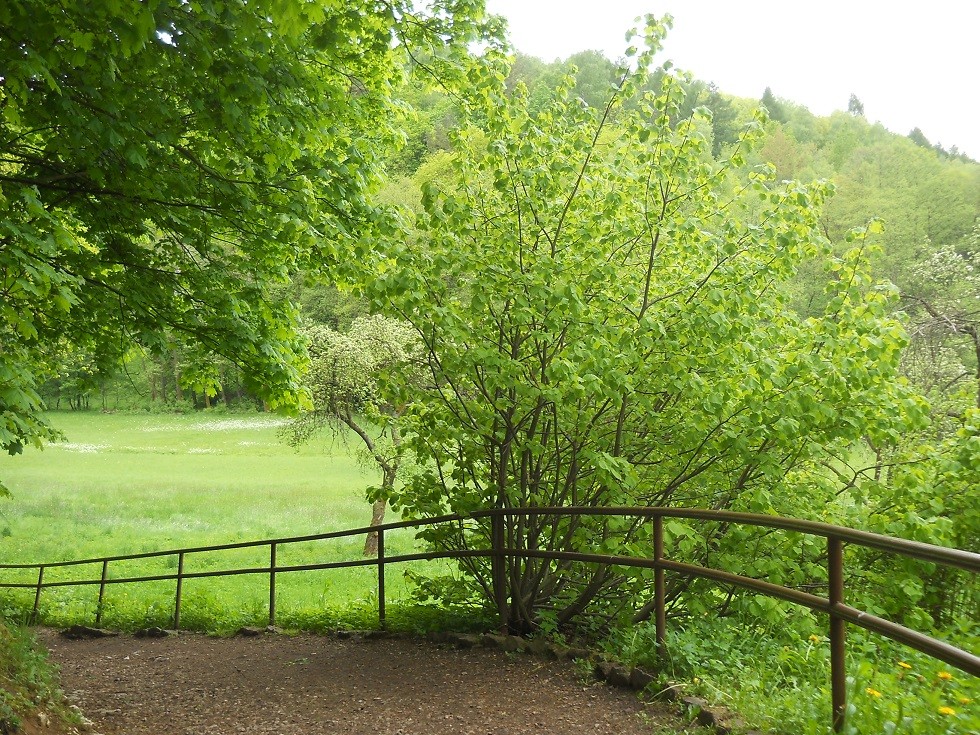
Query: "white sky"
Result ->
[[483, 0, 980, 159]]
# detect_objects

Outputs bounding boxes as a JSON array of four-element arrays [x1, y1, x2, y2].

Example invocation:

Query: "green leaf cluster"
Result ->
[[0, 0, 491, 462]]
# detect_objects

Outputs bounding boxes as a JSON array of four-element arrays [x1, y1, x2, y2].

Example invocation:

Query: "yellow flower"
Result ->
[[865, 688, 883, 698], [897, 661, 912, 670], [808, 634, 821, 643], [937, 671, 953, 681], [958, 697, 971, 705], [938, 706, 956, 716]]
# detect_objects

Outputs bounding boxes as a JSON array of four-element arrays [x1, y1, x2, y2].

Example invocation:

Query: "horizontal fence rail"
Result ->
[[1, 506, 977, 732]]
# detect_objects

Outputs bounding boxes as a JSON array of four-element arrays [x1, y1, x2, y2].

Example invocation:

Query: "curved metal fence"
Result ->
[[1, 506, 977, 732]]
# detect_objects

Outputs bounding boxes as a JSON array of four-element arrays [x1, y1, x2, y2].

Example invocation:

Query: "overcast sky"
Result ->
[[483, 0, 979, 159]]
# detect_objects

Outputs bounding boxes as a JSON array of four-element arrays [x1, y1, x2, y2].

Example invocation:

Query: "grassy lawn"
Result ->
[[0, 410, 453, 632]]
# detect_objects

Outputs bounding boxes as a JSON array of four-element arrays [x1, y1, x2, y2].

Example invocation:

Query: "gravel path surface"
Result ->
[[40, 631, 688, 735]]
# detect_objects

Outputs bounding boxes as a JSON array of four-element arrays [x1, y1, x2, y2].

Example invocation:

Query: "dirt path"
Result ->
[[40, 631, 690, 735]]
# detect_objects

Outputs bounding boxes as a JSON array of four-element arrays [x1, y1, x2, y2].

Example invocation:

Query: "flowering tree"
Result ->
[[286, 316, 420, 555]]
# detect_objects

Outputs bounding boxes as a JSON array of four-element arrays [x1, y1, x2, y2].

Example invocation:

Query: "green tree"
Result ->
[[0, 0, 489, 483], [761, 86, 787, 123], [513, 50, 621, 115], [37, 346, 104, 412], [563, 50, 620, 108], [847, 93, 865, 117], [819, 133, 979, 285], [757, 126, 813, 181], [505, 52, 549, 94], [704, 85, 740, 157], [361, 19, 921, 632], [908, 127, 932, 149], [903, 225, 980, 411]]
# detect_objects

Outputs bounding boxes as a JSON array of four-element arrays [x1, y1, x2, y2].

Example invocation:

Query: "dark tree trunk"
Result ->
[[220, 367, 231, 407], [174, 356, 183, 402]]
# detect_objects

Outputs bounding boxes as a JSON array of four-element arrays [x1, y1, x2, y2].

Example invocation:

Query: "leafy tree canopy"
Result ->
[[0, 0, 491, 471], [292, 315, 419, 444]]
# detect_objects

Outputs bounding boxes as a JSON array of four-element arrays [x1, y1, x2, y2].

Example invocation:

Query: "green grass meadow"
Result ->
[[0, 411, 458, 633]]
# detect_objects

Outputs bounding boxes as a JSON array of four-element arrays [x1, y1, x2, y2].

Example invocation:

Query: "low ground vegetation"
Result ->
[[1, 10, 978, 734], [0, 624, 78, 735]]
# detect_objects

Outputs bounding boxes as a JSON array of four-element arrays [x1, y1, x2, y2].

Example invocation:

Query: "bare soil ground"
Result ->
[[39, 630, 691, 735]]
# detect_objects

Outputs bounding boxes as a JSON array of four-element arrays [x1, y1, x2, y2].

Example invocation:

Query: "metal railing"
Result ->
[[1, 506, 977, 732]]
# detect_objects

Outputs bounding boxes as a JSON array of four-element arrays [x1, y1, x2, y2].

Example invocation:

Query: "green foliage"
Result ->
[[559, 50, 622, 108], [0, 622, 76, 733], [909, 127, 932, 149], [284, 315, 421, 543], [703, 85, 741, 156], [822, 134, 978, 278], [761, 86, 788, 124], [608, 617, 979, 734], [290, 315, 420, 445], [841, 411, 980, 628], [358, 17, 922, 632], [901, 225, 980, 412], [0, 0, 493, 481], [290, 279, 370, 330], [828, 225, 980, 630], [1, 11, 974, 733]]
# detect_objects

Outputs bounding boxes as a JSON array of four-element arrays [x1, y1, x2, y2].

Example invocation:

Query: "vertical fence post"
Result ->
[[377, 529, 386, 630], [95, 560, 109, 626], [491, 509, 509, 634], [828, 537, 846, 733], [653, 514, 667, 656], [173, 552, 185, 631], [30, 566, 44, 624], [269, 542, 277, 627]]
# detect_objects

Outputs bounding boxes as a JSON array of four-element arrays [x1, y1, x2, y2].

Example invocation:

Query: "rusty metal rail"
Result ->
[[1, 506, 977, 732]]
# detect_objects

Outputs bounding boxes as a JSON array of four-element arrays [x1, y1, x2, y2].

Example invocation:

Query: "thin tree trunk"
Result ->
[[160, 361, 170, 402], [363, 498, 388, 556]]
